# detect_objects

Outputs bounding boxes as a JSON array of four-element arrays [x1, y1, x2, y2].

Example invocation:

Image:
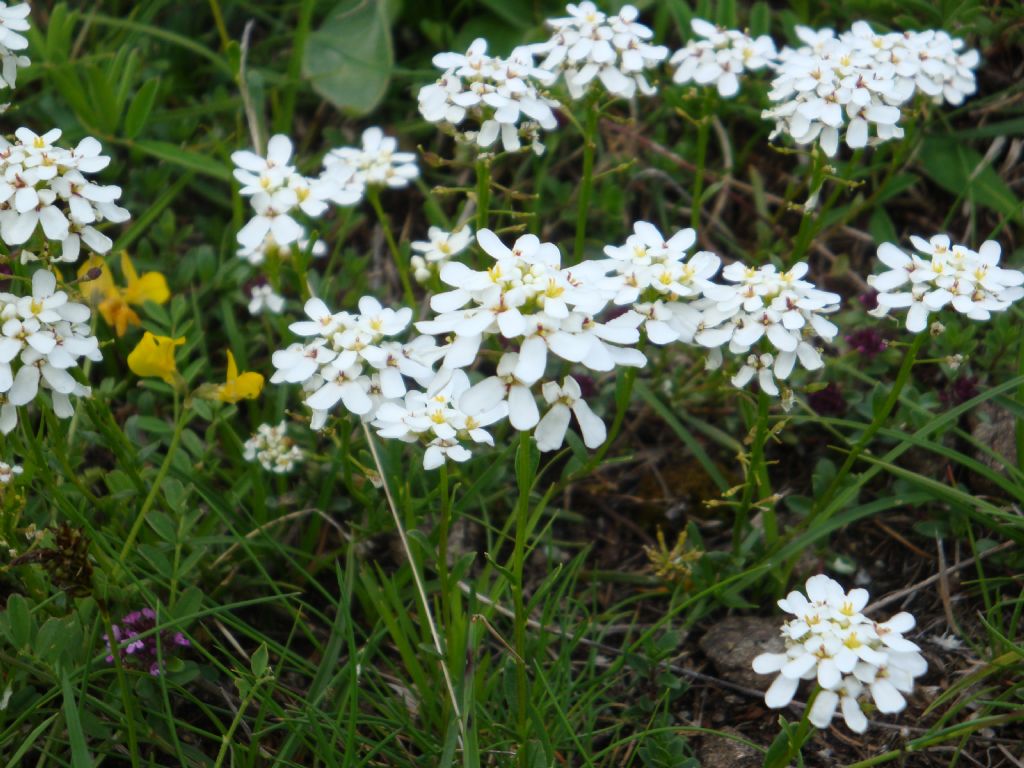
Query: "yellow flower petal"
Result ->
[[127, 332, 185, 385], [77, 255, 116, 305], [121, 251, 170, 307], [213, 350, 264, 403]]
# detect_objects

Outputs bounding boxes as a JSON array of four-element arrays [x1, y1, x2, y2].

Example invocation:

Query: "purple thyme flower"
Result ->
[[845, 328, 887, 358], [104, 607, 190, 676], [807, 382, 846, 416]]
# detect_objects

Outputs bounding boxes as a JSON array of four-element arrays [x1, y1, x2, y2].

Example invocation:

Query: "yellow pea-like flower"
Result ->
[[78, 252, 170, 337], [212, 351, 264, 403], [127, 332, 185, 385]]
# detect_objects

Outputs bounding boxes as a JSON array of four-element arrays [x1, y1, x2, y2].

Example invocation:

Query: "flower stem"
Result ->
[[437, 462, 452, 613], [367, 186, 415, 307], [691, 112, 710, 231], [733, 392, 773, 555], [1017, 331, 1024, 473], [475, 157, 491, 234], [511, 430, 535, 765], [573, 101, 599, 263], [807, 332, 927, 528], [118, 392, 188, 569]]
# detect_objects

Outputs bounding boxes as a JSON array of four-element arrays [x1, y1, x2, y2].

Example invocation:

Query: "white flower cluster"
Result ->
[[600, 221, 720, 345], [418, 39, 559, 155], [270, 222, 849, 466], [0, 128, 130, 261], [669, 19, 777, 98], [868, 235, 1024, 333], [374, 368, 505, 470], [0, 460, 22, 484], [233, 130, 417, 260], [270, 295, 440, 431], [532, 2, 668, 100], [322, 126, 418, 193], [753, 575, 927, 733], [0, 2, 30, 92], [763, 23, 979, 157], [0, 270, 100, 433], [232, 135, 336, 253], [696, 262, 840, 397], [243, 421, 303, 474], [411, 225, 473, 284]]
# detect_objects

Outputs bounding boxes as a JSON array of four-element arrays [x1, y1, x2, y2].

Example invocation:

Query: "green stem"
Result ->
[[437, 463, 451, 608], [691, 114, 710, 231], [367, 186, 415, 307], [475, 157, 491, 234], [118, 393, 188, 568], [806, 333, 927, 528], [511, 431, 534, 765], [276, 0, 315, 134], [573, 102, 599, 264], [207, 0, 230, 50], [1017, 332, 1024, 473], [734, 392, 775, 554]]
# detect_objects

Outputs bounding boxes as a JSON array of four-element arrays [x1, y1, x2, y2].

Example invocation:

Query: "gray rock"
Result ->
[[699, 615, 784, 690]]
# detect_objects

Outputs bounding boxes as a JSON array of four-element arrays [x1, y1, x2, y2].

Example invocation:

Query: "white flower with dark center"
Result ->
[[752, 574, 927, 733], [532, 2, 668, 99], [324, 127, 419, 191], [534, 375, 605, 451], [243, 421, 303, 473], [868, 236, 1024, 332], [0, 2, 30, 91], [248, 284, 285, 316], [419, 39, 559, 155], [670, 19, 777, 97]]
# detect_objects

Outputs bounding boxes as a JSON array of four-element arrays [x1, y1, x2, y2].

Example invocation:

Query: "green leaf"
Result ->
[[132, 140, 232, 182], [5, 594, 32, 649], [251, 643, 269, 677], [303, 0, 394, 116], [61, 672, 93, 768], [123, 77, 161, 139], [918, 136, 1024, 223]]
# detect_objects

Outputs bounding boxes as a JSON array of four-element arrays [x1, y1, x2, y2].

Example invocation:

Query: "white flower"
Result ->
[[237, 233, 327, 266], [248, 284, 285, 316], [535, 375, 606, 451], [0, 2, 30, 90], [243, 421, 303, 473], [419, 40, 559, 155], [752, 574, 927, 733], [695, 261, 840, 393], [868, 236, 1024, 332], [670, 19, 777, 98], [762, 22, 979, 157], [232, 134, 337, 251], [0, 269, 98, 433], [324, 126, 419, 191], [417, 228, 644, 379], [373, 368, 507, 470], [0, 129, 128, 259], [0, 459, 22, 484], [270, 294, 429, 427], [532, 2, 668, 99]]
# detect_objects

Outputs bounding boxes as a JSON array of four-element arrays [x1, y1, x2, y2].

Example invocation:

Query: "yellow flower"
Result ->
[[212, 351, 264, 403], [127, 332, 185, 385], [78, 252, 170, 337]]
